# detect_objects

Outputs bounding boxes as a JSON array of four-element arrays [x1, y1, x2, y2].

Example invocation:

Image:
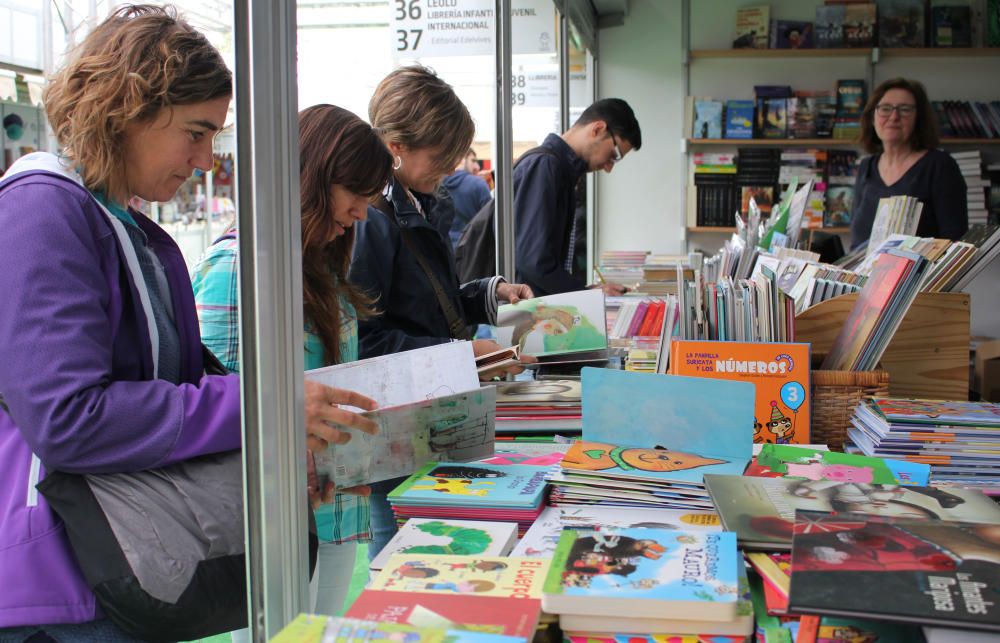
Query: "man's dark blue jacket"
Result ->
[[513, 133, 588, 296], [349, 178, 501, 358]]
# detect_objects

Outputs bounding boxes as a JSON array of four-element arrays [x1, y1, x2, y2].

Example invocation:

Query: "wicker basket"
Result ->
[[810, 366, 890, 451]]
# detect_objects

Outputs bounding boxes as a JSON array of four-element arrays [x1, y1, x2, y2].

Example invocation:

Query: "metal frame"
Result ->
[[558, 10, 570, 134], [495, 0, 515, 279], [233, 0, 309, 639]]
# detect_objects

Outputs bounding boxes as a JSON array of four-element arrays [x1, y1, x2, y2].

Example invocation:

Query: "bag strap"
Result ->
[[375, 194, 472, 341]]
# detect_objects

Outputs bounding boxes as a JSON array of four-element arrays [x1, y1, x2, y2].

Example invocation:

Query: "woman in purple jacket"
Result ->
[[0, 6, 375, 641]]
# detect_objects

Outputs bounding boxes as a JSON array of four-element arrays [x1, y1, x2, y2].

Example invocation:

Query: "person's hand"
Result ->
[[589, 282, 629, 296], [496, 281, 534, 304], [303, 380, 378, 453], [473, 339, 527, 379], [306, 452, 372, 509]]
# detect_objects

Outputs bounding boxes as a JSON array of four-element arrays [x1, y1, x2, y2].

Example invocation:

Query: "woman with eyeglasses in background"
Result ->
[[849, 77, 968, 249]]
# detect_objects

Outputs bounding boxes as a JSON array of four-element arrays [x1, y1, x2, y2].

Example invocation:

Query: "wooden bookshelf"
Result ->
[[689, 48, 871, 59], [687, 226, 851, 233], [879, 47, 1000, 58], [688, 138, 1000, 147], [796, 292, 971, 400]]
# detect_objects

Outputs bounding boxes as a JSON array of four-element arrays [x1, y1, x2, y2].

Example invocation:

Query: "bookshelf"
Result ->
[[688, 47, 1000, 61], [687, 226, 850, 234], [688, 138, 1000, 147]]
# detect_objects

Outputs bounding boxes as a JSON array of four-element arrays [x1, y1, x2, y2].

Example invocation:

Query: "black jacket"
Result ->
[[349, 179, 500, 358], [513, 133, 589, 296]]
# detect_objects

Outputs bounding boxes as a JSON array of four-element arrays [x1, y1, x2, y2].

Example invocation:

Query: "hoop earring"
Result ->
[[393, 155, 403, 171]]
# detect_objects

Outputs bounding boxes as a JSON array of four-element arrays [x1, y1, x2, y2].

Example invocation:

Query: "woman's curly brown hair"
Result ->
[[44, 4, 232, 202]]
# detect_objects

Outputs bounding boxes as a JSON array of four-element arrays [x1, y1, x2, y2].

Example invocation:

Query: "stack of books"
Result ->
[[387, 461, 550, 536], [691, 151, 738, 227], [849, 397, 1000, 493], [951, 150, 991, 226], [596, 249, 649, 287], [368, 518, 519, 571], [493, 379, 582, 434], [273, 614, 530, 643], [543, 527, 754, 638]]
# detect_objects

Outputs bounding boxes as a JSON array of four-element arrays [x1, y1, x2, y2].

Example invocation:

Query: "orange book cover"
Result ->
[[670, 340, 810, 444]]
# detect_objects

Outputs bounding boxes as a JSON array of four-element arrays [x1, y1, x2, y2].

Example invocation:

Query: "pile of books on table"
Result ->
[[849, 397, 1000, 494]]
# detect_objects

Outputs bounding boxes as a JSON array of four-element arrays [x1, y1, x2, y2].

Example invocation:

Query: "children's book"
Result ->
[[369, 519, 518, 571], [559, 440, 749, 487], [495, 378, 580, 404], [771, 20, 814, 49], [494, 289, 607, 358], [389, 461, 549, 509], [558, 561, 755, 636], [669, 340, 811, 445], [542, 528, 740, 621], [272, 614, 529, 643], [824, 185, 853, 227], [475, 345, 520, 374], [704, 474, 1000, 551], [869, 398, 1000, 427], [844, 3, 876, 47], [788, 510, 1000, 631], [751, 443, 931, 485], [512, 505, 722, 558], [306, 343, 493, 487], [815, 5, 846, 48], [724, 100, 755, 139], [581, 368, 755, 463], [371, 554, 549, 598], [313, 387, 496, 488], [345, 589, 541, 639]]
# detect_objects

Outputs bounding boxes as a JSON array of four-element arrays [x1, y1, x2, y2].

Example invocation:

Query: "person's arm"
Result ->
[[0, 180, 242, 473], [514, 158, 586, 295], [191, 241, 240, 372], [349, 206, 449, 357], [930, 153, 968, 241]]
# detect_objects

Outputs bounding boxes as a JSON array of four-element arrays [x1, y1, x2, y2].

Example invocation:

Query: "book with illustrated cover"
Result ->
[[815, 5, 846, 47], [734, 5, 770, 49], [836, 80, 866, 118], [669, 340, 811, 445], [824, 185, 853, 227], [694, 99, 724, 139], [558, 561, 755, 636], [542, 528, 740, 621], [512, 505, 722, 558], [750, 443, 931, 486], [788, 511, 1000, 631], [724, 100, 755, 139], [389, 461, 549, 509], [272, 614, 527, 643], [560, 440, 748, 487], [868, 398, 1000, 427], [878, 0, 927, 48], [756, 98, 788, 139], [931, 5, 972, 47], [369, 519, 518, 571], [371, 554, 549, 598], [844, 3, 876, 47], [313, 387, 496, 488], [704, 474, 1000, 551], [494, 289, 607, 358], [581, 368, 754, 470], [345, 589, 541, 639], [771, 20, 814, 49]]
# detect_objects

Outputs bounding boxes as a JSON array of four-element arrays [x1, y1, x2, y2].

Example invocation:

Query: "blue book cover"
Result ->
[[389, 461, 549, 509], [581, 368, 755, 464], [725, 100, 755, 139], [542, 528, 740, 620], [693, 99, 724, 139]]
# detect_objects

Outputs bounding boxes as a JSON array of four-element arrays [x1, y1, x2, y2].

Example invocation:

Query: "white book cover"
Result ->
[[370, 518, 518, 571]]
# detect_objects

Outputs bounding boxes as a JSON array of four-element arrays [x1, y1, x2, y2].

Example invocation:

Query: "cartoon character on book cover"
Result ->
[[875, 398, 1000, 423], [495, 290, 607, 357], [562, 441, 725, 474], [374, 555, 548, 598]]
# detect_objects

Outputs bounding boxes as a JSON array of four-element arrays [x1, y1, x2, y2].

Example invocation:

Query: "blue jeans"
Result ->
[[367, 477, 405, 562], [0, 620, 148, 643]]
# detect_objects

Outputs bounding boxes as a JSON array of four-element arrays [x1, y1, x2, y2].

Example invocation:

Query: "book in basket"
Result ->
[[541, 527, 739, 622]]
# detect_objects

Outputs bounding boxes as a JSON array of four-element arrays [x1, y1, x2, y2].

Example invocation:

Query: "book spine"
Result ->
[[626, 301, 650, 337]]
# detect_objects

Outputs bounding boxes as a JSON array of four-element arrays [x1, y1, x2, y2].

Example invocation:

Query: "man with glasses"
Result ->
[[849, 78, 967, 249], [513, 98, 642, 296]]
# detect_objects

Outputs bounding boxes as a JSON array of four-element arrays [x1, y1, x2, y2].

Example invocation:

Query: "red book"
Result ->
[[638, 300, 664, 336], [626, 300, 650, 337], [345, 589, 541, 638]]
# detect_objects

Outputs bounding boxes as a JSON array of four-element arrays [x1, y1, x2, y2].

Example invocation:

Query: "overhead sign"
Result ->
[[390, 0, 556, 58]]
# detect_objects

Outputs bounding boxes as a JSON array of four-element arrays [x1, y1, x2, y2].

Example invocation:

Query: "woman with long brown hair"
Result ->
[[192, 104, 393, 619]]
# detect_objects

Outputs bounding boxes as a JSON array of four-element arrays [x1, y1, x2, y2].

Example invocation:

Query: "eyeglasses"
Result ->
[[875, 103, 917, 118], [609, 131, 623, 163]]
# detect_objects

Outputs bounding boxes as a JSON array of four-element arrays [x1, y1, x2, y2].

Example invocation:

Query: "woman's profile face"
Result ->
[[873, 88, 918, 149], [396, 145, 451, 194], [329, 184, 369, 240], [122, 96, 230, 203]]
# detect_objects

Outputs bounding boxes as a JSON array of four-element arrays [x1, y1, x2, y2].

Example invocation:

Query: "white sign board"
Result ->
[[512, 66, 558, 108], [390, 0, 556, 58]]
